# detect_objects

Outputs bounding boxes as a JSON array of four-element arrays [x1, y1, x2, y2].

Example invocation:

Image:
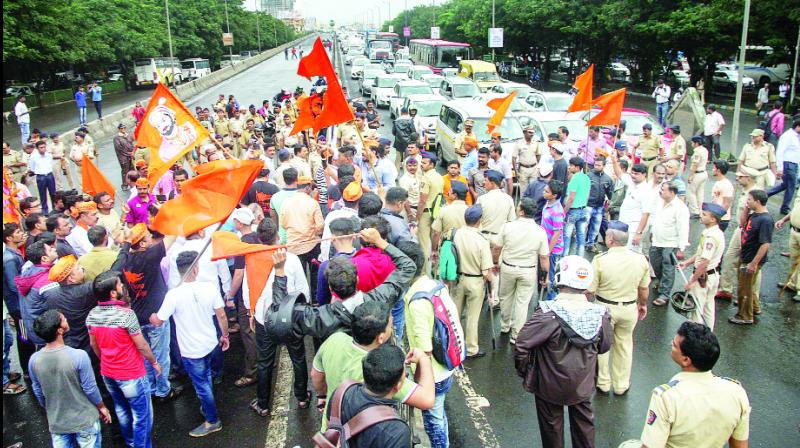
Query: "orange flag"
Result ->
[[587, 88, 627, 127], [289, 94, 314, 136], [3, 167, 21, 225], [295, 37, 355, 132], [134, 83, 210, 187], [486, 91, 518, 134], [151, 160, 262, 237], [211, 231, 284, 312], [567, 64, 595, 113], [80, 155, 116, 199]]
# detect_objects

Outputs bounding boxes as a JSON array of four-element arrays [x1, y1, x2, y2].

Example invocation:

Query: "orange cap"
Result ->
[[297, 176, 313, 186], [130, 223, 149, 245], [75, 201, 97, 214], [48, 255, 77, 283], [134, 177, 149, 189], [342, 181, 363, 202], [135, 159, 147, 168], [464, 136, 479, 148]]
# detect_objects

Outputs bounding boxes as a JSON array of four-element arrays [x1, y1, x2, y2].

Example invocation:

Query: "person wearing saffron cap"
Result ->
[[461, 135, 480, 178], [126, 178, 156, 226], [454, 119, 476, 163], [65, 201, 100, 257]]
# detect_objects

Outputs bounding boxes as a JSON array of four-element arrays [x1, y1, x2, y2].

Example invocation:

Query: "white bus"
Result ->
[[133, 57, 184, 87], [180, 58, 212, 80], [220, 54, 243, 69]]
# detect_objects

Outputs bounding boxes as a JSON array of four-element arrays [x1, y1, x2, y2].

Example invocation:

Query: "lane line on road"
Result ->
[[264, 348, 292, 448], [454, 369, 501, 447]]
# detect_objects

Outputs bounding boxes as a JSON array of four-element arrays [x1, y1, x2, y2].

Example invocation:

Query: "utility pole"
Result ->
[[791, 25, 799, 108], [165, 0, 175, 88], [730, 0, 750, 157], [404, 0, 409, 46], [433, 0, 437, 27], [491, 0, 496, 63], [224, 0, 233, 59], [255, 0, 261, 51]]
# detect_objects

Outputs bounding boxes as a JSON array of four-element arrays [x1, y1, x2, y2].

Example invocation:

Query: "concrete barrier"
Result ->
[[58, 35, 312, 148]]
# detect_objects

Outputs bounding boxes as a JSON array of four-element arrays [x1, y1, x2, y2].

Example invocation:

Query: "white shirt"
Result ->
[[65, 225, 92, 257], [168, 238, 232, 294], [619, 178, 654, 225], [562, 139, 579, 160], [757, 87, 769, 104], [650, 197, 690, 250], [157, 281, 224, 359], [14, 102, 29, 124], [243, 252, 309, 325], [318, 207, 359, 262], [703, 111, 725, 136], [489, 157, 513, 182], [776, 128, 800, 166], [28, 151, 54, 175], [652, 85, 671, 104]]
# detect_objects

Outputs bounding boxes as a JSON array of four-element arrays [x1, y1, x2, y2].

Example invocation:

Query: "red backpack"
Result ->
[[409, 281, 467, 371]]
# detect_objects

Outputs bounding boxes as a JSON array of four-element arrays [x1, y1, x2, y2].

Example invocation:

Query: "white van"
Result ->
[[220, 54, 243, 69], [133, 57, 183, 87], [180, 58, 212, 80], [436, 99, 525, 164]]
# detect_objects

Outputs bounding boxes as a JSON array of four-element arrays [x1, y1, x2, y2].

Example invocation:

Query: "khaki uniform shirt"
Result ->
[[641, 371, 750, 448], [432, 200, 467, 237], [49, 141, 66, 159], [289, 158, 313, 179], [498, 217, 549, 266], [96, 210, 122, 237], [133, 147, 150, 164], [512, 139, 540, 166], [454, 130, 476, 157], [421, 169, 444, 210], [738, 142, 776, 170], [790, 194, 800, 228], [668, 135, 686, 163], [694, 225, 725, 270], [476, 189, 516, 235], [689, 145, 708, 172], [213, 118, 230, 137], [281, 105, 298, 122], [228, 117, 246, 136], [733, 184, 755, 219], [453, 226, 493, 276], [337, 123, 359, 145], [639, 135, 662, 160], [70, 142, 96, 165], [589, 246, 650, 301], [4, 150, 26, 178]]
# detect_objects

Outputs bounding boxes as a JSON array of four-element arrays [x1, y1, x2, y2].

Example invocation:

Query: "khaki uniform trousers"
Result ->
[[736, 264, 762, 321], [786, 229, 800, 289], [596, 301, 638, 394], [719, 228, 762, 301], [516, 166, 538, 196], [686, 171, 708, 215], [688, 271, 719, 330], [753, 171, 770, 190], [498, 264, 537, 338], [642, 157, 659, 179], [418, 210, 434, 275], [453, 276, 486, 356]]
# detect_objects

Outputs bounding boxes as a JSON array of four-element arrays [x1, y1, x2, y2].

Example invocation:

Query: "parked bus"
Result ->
[[408, 39, 472, 75], [133, 57, 183, 87], [220, 54, 244, 69], [180, 58, 212, 80]]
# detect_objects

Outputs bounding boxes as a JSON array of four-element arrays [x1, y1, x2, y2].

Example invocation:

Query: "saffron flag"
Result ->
[[151, 160, 262, 237], [289, 94, 319, 136], [134, 83, 210, 187], [295, 37, 355, 132], [80, 155, 116, 199], [3, 167, 20, 225], [211, 231, 283, 312], [567, 64, 595, 113], [587, 88, 627, 127], [485, 91, 518, 134]]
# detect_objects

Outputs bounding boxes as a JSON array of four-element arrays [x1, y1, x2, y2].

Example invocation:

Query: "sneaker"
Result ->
[[509, 337, 516, 345], [189, 421, 222, 438], [156, 385, 184, 403]]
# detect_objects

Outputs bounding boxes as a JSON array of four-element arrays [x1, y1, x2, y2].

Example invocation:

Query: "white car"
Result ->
[[345, 47, 363, 65], [516, 112, 589, 145], [391, 60, 413, 75], [607, 62, 631, 82], [351, 57, 370, 79], [523, 91, 573, 112], [371, 73, 407, 108], [440, 68, 459, 78], [407, 65, 434, 80], [360, 68, 385, 96], [479, 92, 529, 115], [403, 94, 446, 145], [671, 70, 690, 87], [488, 82, 533, 99], [389, 80, 436, 119], [713, 70, 755, 91], [439, 77, 481, 100], [436, 99, 525, 165], [420, 74, 445, 95]]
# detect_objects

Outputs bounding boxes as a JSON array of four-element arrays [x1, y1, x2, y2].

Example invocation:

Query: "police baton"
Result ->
[[485, 281, 496, 350]]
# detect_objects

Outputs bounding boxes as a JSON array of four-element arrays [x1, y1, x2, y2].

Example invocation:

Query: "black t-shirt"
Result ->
[[552, 158, 569, 185], [242, 180, 280, 215], [740, 212, 773, 264], [124, 241, 168, 324], [325, 384, 411, 448], [233, 232, 262, 270], [43, 283, 95, 352]]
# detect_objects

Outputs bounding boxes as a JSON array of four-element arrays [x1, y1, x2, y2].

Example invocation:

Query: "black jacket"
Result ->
[[392, 118, 416, 150], [587, 170, 613, 208]]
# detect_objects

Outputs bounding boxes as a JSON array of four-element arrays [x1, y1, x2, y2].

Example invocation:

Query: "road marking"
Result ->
[[454, 369, 501, 447], [264, 348, 292, 448]]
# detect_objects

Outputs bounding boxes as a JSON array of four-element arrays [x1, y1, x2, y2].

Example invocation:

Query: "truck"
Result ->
[[365, 39, 394, 62]]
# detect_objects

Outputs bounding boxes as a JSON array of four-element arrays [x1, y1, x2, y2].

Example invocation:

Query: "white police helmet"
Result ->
[[554, 255, 594, 290]]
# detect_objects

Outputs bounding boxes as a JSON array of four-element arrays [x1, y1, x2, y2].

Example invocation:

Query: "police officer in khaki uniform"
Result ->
[[588, 220, 650, 395], [452, 204, 494, 358], [497, 198, 550, 343], [665, 124, 687, 172], [678, 203, 726, 330], [512, 126, 542, 194], [3, 142, 27, 183], [737, 128, 777, 189], [775, 194, 800, 302], [431, 180, 469, 257], [640, 322, 750, 448], [717, 166, 760, 302], [477, 170, 516, 299], [635, 123, 662, 178], [454, 119, 477, 163], [213, 109, 230, 138], [417, 152, 444, 275], [687, 135, 709, 217]]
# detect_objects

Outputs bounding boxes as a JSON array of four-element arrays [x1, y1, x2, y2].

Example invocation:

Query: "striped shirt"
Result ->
[[542, 200, 565, 256], [86, 301, 146, 380]]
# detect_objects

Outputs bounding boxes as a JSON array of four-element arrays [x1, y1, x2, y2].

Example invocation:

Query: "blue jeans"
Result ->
[[546, 253, 562, 301], [585, 206, 605, 248], [656, 102, 669, 127], [391, 296, 405, 341], [182, 353, 219, 424], [563, 207, 589, 257], [140, 321, 171, 397], [19, 122, 30, 145], [103, 376, 153, 448], [50, 419, 102, 448], [36, 173, 56, 214], [78, 107, 87, 125], [767, 161, 798, 214], [3, 319, 12, 386], [93, 101, 102, 119], [422, 375, 453, 448]]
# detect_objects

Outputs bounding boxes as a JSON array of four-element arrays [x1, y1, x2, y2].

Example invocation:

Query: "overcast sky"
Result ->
[[295, 0, 434, 26]]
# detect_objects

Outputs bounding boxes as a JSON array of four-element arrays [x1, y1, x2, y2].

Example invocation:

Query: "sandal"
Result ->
[[234, 376, 256, 388], [652, 297, 668, 306], [316, 398, 327, 411], [3, 383, 26, 395], [298, 392, 312, 409], [249, 399, 270, 417]]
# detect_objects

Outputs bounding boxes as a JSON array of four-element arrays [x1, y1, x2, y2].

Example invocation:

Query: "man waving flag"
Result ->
[[293, 37, 354, 133]]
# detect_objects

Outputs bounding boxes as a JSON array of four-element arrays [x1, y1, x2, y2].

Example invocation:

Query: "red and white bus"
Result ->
[[408, 39, 472, 75]]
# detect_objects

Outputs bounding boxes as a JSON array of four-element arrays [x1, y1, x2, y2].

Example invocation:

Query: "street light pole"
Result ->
[[165, 0, 175, 88], [491, 0, 496, 63], [791, 25, 799, 108], [224, 0, 233, 59], [255, 0, 261, 52], [730, 0, 751, 157]]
